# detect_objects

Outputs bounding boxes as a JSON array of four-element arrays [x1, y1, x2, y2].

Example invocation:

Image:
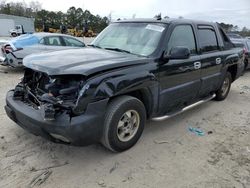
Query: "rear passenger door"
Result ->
[[197, 25, 223, 97]]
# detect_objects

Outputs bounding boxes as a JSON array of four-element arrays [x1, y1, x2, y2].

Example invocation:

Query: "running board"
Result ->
[[152, 94, 216, 121]]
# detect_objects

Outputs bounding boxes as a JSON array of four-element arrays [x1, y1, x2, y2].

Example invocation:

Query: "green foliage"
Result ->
[[218, 22, 250, 37], [0, 0, 108, 33]]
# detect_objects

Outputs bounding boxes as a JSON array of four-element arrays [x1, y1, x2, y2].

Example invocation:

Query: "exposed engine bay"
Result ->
[[13, 68, 86, 120]]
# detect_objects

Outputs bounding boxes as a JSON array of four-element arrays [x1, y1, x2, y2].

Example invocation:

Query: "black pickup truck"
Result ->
[[5, 19, 244, 152]]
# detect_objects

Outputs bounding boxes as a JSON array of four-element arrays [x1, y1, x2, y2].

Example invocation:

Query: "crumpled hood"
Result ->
[[23, 47, 148, 76]]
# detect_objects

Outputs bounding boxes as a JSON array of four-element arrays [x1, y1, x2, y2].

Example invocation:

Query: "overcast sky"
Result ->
[[7, 0, 250, 28]]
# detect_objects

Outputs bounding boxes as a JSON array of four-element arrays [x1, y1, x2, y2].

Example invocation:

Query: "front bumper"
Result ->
[[1, 53, 23, 68], [5, 91, 108, 146], [0, 56, 5, 63]]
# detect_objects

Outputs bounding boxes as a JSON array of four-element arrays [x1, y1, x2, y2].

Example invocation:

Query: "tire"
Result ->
[[244, 60, 248, 72], [101, 96, 146, 152], [241, 60, 248, 76], [215, 72, 232, 101], [11, 33, 17, 37]]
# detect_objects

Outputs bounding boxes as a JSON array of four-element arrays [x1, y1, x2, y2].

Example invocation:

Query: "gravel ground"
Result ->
[[0, 66, 250, 188]]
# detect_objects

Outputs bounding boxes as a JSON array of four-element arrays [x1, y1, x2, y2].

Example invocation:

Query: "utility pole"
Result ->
[[108, 11, 114, 23]]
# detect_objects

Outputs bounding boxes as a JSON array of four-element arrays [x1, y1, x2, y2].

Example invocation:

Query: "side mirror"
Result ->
[[163, 46, 191, 61]]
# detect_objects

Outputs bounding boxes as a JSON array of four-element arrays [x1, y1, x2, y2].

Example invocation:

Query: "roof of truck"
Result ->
[[114, 18, 217, 26]]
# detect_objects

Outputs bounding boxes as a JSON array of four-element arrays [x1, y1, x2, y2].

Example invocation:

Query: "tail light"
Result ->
[[3, 45, 23, 54], [4, 45, 13, 53], [243, 47, 248, 54]]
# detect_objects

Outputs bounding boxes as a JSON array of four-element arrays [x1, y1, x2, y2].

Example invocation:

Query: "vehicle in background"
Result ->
[[5, 19, 244, 152], [0, 39, 9, 62], [231, 39, 250, 70], [0, 14, 35, 37], [246, 36, 250, 40], [227, 33, 242, 39], [9, 25, 34, 37], [1, 33, 85, 68]]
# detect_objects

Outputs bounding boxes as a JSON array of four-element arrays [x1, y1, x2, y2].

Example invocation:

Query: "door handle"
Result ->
[[194, 62, 201, 70], [216, 57, 222, 65]]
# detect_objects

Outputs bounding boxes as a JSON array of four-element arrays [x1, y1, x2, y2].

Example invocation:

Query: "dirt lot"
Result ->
[[0, 66, 250, 188]]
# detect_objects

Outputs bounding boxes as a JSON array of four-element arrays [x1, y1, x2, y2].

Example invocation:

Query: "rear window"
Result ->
[[231, 40, 248, 49], [198, 27, 219, 53], [11, 34, 39, 48], [246, 41, 250, 50], [233, 42, 244, 48]]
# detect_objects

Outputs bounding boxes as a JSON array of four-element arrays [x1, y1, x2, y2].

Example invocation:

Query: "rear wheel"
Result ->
[[102, 96, 146, 152], [244, 60, 248, 72], [11, 33, 17, 37], [215, 72, 232, 101]]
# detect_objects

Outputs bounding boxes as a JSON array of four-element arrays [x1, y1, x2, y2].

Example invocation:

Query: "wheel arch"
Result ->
[[227, 64, 238, 82], [92, 72, 159, 118], [109, 87, 155, 119]]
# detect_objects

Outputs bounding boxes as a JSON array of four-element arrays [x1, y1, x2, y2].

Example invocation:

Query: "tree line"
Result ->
[[0, 0, 109, 33], [155, 13, 250, 37], [1, 1, 249, 36]]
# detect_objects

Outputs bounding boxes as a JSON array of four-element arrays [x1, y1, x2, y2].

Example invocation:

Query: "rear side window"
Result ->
[[233, 42, 244, 48], [39, 38, 45, 45], [46, 36, 62, 46], [168, 25, 197, 54], [219, 28, 234, 49], [198, 28, 219, 53]]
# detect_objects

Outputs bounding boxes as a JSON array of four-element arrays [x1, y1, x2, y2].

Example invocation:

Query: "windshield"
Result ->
[[92, 22, 166, 56]]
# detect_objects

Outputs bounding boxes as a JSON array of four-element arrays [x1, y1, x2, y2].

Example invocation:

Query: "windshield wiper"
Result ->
[[104, 47, 132, 54], [88, 44, 102, 48]]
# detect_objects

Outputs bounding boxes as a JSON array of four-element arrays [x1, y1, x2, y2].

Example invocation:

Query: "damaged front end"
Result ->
[[13, 68, 86, 121]]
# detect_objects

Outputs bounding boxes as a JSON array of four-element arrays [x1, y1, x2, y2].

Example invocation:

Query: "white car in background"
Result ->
[[1, 33, 85, 68]]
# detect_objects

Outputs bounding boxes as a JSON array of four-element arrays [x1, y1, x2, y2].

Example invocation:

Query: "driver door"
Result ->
[[158, 24, 201, 115]]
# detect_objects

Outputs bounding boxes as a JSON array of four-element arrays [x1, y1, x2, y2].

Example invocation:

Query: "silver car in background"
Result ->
[[1, 33, 85, 68], [231, 38, 250, 70]]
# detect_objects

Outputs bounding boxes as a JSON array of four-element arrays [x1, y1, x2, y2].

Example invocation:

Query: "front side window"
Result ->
[[63, 37, 85, 47], [92, 23, 167, 56], [168, 25, 197, 54], [198, 28, 219, 53]]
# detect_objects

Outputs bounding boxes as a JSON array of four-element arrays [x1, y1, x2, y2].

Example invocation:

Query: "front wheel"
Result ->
[[101, 96, 146, 152], [215, 72, 232, 101]]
